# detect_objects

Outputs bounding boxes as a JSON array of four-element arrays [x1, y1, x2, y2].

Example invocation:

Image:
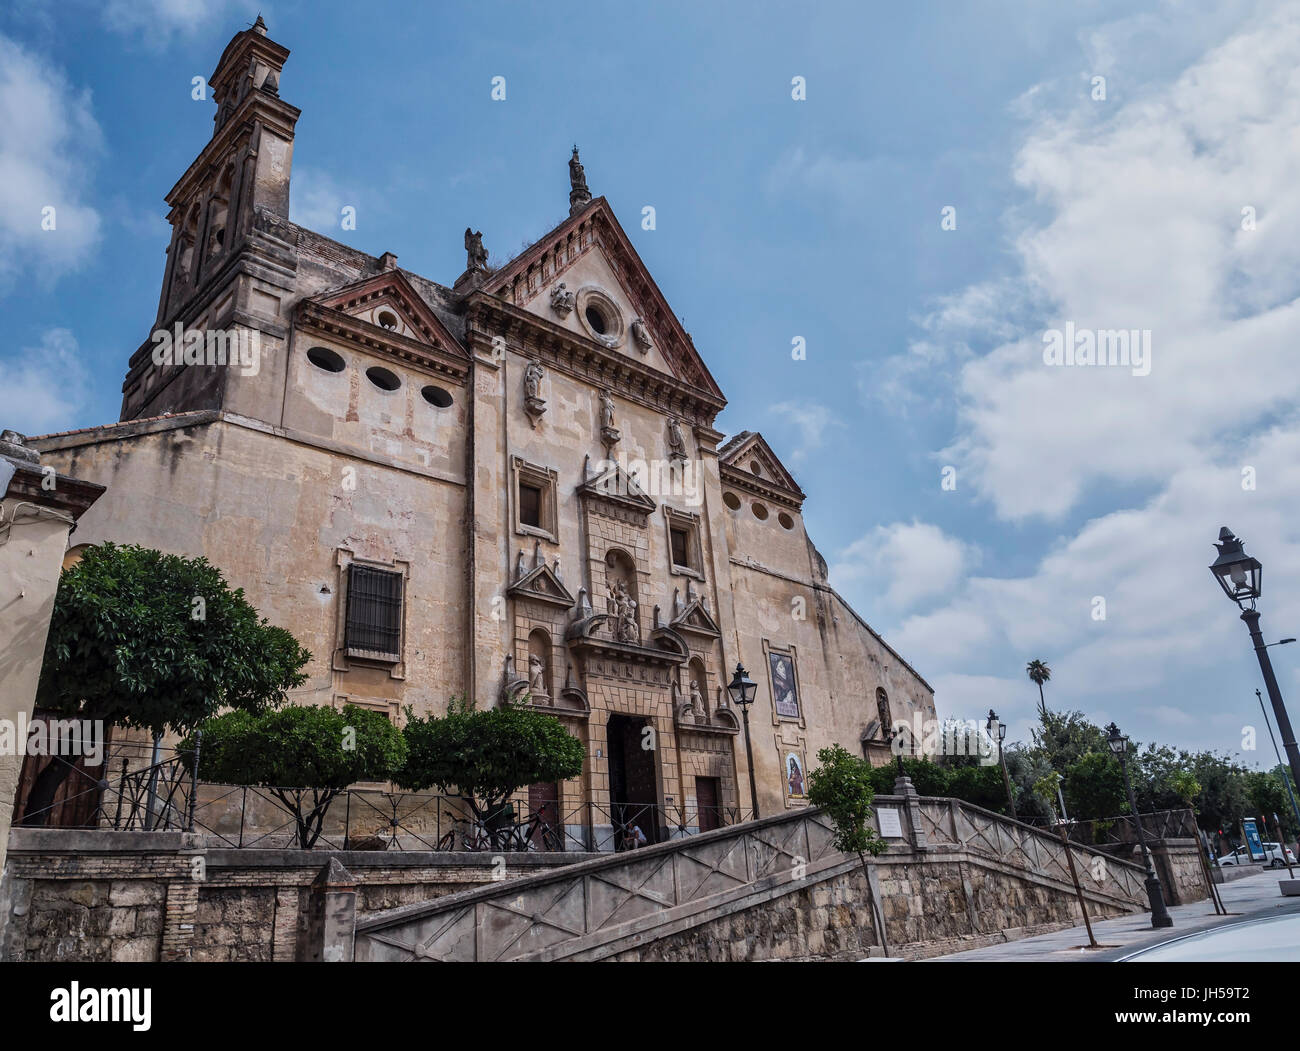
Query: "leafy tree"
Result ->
[[867, 755, 950, 797], [1026, 659, 1052, 719], [396, 698, 584, 844], [1031, 708, 1106, 774], [25, 543, 310, 825], [947, 763, 1009, 814], [1246, 770, 1297, 841], [1185, 750, 1251, 841], [180, 704, 406, 847], [1132, 743, 1187, 812], [1062, 751, 1126, 820]]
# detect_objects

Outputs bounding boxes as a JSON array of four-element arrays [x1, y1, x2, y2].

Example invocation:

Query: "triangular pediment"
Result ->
[[482, 198, 723, 400], [298, 270, 469, 377], [507, 560, 576, 609], [719, 431, 805, 507], [670, 598, 721, 639], [579, 460, 657, 518]]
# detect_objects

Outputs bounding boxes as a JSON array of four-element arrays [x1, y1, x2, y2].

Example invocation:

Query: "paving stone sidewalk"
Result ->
[[926, 866, 1300, 961]]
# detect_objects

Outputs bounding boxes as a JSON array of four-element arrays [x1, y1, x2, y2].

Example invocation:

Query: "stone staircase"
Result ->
[[351, 790, 1158, 962]]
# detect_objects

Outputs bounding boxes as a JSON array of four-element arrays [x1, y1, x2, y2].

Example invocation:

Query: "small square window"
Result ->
[[512, 457, 558, 543], [663, 506, 703, 577]]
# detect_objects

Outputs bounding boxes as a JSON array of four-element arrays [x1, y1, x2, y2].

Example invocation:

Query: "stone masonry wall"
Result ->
[[608, 857, 1137, 963], [0, 830, 595, 963]]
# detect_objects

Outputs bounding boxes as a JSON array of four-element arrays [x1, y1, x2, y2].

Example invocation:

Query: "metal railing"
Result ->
[[15, 741, 755, 852], [1022, 807, 1197, 846]]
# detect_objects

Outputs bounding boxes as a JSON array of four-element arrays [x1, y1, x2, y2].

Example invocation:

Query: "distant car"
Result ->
[[1218, 842, 1296, 868]]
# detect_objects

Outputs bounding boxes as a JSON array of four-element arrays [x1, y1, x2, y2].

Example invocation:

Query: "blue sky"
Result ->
[[3, 0, 1298, 763]]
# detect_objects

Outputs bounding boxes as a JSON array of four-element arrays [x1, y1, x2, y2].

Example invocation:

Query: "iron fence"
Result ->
[[15, 737, 755, 852]]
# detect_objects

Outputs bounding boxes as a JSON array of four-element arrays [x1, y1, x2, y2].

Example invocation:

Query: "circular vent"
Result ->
[[306, 346, 345, 373], [722, 491, 741, 511], [366, 366, 401, 391], [421, 385, 453, 408]]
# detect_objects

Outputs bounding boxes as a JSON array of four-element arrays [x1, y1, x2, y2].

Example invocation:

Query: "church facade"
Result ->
[[31, 20, 936, 843]]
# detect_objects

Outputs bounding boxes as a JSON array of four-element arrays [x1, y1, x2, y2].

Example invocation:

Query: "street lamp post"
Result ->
[[986, 709, 1018, 821], [1210, 527, 1300, 805], [1255, 686, 1300, 834], [728, 662, 759, 819], [1107, 722, 1174, 928]]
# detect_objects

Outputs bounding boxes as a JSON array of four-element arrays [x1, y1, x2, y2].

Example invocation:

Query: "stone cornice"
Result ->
[[464, 292, 725, 429], [3, 460, 105, 521], [296, 300, 470, 385], [718, 464, 805, 510]]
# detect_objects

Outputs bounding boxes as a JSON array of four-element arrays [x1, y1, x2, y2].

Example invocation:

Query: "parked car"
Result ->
[[1218, 842, 1296, 868]]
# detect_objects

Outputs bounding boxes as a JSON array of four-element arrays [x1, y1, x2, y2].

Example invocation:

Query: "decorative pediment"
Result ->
[[578, 456, 656, 520], [508, 562, 575, 609], [670, 599, 721, 639], [296, 269, 469, 380], [718, 431, 806, 509], [481, 198, 724, 400]]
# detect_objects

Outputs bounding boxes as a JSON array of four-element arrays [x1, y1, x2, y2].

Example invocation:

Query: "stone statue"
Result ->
[[523, 360, 546, 427], [550, 282, 575, 317], [631, 317, 653, 353], [607, 579, 638, 643], [689, 680, 705, 722], [569, 146, 592, 214], [570, 147, 589, 195], [600, 391, 616, 430], [523, 361, 544, 400], [464, 227, 488, 271], [528, 654, 547, 696], [666, 416, 686, 461]]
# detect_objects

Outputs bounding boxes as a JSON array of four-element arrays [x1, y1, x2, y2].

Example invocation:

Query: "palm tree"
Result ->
[[1026, 659, 1052, 720]]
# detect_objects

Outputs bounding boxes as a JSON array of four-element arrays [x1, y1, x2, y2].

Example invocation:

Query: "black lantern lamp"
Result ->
[[1106, 722, 1173, 928], [727, 663, 756, 708], [1210, 527, 1262, 608], [728, 663, 760, 819]]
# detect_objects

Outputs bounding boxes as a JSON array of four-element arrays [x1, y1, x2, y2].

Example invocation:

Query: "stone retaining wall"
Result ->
[[0, 829, 595, 962]]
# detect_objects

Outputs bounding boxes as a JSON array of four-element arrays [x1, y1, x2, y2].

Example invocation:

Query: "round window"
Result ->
[[366, 366, 401, 391], [778, 512, 795, 530], [751, 460, 763, 477], [722, 491, 741, 511], [752, 502, 769, 521], [421, 385, 453, 408], [585, 305, 607, 334], [306, 346, 346, 373], [377, 310, 398, 330]]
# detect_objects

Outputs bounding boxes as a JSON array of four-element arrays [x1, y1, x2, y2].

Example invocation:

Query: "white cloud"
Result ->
[[831, 520, 978, 613], [0, 329, 90, 436], [0, 35, 102, 286], [839, 1, 1300, 755], [766, 400, 843, 465], [927, 3, 1300, 522], [100, 0, 257, 48]]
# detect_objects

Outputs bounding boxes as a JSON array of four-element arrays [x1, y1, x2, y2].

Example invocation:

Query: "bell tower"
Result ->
[[122, 16, 302, 421]]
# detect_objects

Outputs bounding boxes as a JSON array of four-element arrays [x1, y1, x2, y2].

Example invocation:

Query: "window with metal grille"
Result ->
[[345, 564, 403, 659]]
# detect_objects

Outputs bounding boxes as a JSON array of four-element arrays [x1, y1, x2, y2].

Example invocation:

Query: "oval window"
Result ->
[[722, 491, 741, 511], [377, 310, 398, 330], [421, 385, 453, 408], [752, 502, 769, 521], [306, 346, 345, 373], [585, 305, 607, 334], [778, 512, 795, 530], [366, 366, 401, 391]]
